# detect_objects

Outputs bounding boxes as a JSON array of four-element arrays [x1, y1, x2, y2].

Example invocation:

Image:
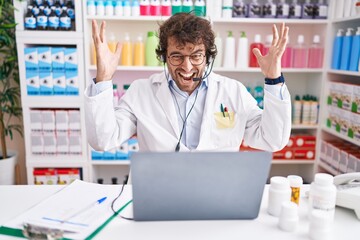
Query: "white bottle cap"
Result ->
[[313, 35, 320, 44], [278, 201, 299, 232], [314, 173, 333, 186], [287, 175, 303, 187], [337, 29, 344, 36], [346, 28, 354, 36], [297, 35, 304, 44], [254, 34, 262, 43], [270, 176, 290, 189]]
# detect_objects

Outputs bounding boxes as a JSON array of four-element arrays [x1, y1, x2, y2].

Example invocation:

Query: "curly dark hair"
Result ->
[[155, 12, 217, 65]]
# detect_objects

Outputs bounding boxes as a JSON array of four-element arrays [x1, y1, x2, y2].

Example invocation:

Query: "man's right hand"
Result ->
[[92, 20, 121, 82]]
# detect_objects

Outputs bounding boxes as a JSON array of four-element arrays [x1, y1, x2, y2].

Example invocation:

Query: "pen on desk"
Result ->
[[60, 196, 107, 223], [220, 103, 225, 117]]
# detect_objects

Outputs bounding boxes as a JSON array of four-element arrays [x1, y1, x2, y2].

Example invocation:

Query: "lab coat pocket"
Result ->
[[214, 112, 235, 129]]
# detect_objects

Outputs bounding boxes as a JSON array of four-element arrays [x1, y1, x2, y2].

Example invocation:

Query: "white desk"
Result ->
[[0, 185, 359, 240]]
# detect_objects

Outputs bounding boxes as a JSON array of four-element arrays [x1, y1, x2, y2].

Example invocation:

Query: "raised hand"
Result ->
[[252, 23, 289, 79], [92, 20, 122, 82]]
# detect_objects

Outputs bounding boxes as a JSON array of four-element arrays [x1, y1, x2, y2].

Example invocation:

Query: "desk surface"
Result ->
[[0, 185, 359, 240]]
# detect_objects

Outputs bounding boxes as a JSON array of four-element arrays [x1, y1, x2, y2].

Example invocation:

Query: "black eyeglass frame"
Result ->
[[167, 53, 206, 66]]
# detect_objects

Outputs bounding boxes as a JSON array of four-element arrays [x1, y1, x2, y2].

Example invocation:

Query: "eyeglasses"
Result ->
[[167, 53, 205, 66]]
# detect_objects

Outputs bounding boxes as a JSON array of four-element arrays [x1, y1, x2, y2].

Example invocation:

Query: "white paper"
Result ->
[[4, 180, 133, 239]]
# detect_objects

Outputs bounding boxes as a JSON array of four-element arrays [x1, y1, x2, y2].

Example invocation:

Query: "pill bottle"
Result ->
[[268, 176, 291, 217], [287, 175, 303, 205], [308, 173, 336, 220], [278, 201, 299, 232]]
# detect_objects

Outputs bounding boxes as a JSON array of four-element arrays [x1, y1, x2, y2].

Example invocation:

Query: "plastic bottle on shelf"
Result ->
[[293, 95, 302, 124], [249, 34, 263, 68], [115, 0, 124, 16], [43, 1, 52, 16], [65, 0, 75, 21], [331, 29, 344, 70], [222, 0, 233, 18], [213, 0, 222, 19], [59, 6, 71, 31], [310, 96, 319, 125], [343, 0, 352, 18], [308, 173, 337, 220], [123, 0, 132, 16], [105, 0, 114, 16], [87, 0, 96, 16], [92, 43, 97, 65], [96, 0, 105, 16], [301, 0, 314, 19], [349, 27, 360, 72], [262, 0, 277, 18], [214, 32, 223, 68], [263, 34, 272, 56], [301, 95, 311, 125], [25, 6, 37, 30], [288, 0, 301, 19], [292, 35, 307, 68], [36, 6, 48, 30], [194, 0, 206, 17], [233, 0, 249, 18], [134, 34, 145, 66], [308, 35, 324, 68], [282, 36, 292, 68], [140, 0, 151, 16], [121, 33, 133, 66], [108, 32, 117, 53], [276, 0, 289, 18], [172, 0, 182, 15], [340, 28, 353, 70], [145, 31, 160, 66], [150, 0, 161, 16], [313, 0, 328, 19], [182, 0, 194, 13], [132, 0, 141, 16], [48, 6, 60, 31], [254, 84, 264, 108], [248, 0, 262, 18], [161, 0, 172, 16], [54, 0, 62, 16], [308, 209, 333, 240], [236, 31, 248, 69], [223, 31, 236, 68], [30, 0, 40, 17]]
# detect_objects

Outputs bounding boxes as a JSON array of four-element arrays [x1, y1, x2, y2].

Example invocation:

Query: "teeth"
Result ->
[[180, 73, 193, 78]]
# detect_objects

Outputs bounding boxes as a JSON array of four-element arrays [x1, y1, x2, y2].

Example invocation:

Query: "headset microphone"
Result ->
[[193, 56, 215, 82]]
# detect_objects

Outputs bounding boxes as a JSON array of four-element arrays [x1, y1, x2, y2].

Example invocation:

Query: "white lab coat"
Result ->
[[84, 72, 291, 152]]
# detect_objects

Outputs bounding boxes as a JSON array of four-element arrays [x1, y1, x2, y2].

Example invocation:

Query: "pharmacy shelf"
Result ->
[[332, 15, 360, 23], [292, 124, 319, 130], [272, 160, 315, 164], [26, 160, 87, 168], [21, 96, 83, 108], [91, 160, 130, 166], [318, 160, 338, 175], [321, 126, 360, 147], [327, 69, 360, 77], [16, 31, 83, 40]]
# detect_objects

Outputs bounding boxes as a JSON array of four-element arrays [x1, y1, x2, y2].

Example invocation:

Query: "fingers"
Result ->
[[115, 42, 122, 57], [271, 24, 279, 47], [92, 19, 100, 44], [100, 21, 107, 43], [278, 24, 289, 54], [252, 48, 263, 60]]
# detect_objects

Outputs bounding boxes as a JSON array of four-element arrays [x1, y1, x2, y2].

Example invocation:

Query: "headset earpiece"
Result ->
[[160, 55, 166, 63], [207, 56, 213, 65]]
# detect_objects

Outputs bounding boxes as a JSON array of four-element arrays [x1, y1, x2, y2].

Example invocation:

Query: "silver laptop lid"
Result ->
[[130, 151, 272, 221]]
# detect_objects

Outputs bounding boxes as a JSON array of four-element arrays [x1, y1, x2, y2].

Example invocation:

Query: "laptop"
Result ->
[[130, 151, 272, 221]]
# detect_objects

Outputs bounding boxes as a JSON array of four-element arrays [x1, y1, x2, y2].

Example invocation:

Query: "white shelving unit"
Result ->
[[81, 0, 333, 184], [14, 0, 90, 184], [315, 5, 360, 175], [16, 0, 356, 184]]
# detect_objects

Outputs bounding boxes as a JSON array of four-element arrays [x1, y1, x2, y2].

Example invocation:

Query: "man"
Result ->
[[85, 13, 291, 153]]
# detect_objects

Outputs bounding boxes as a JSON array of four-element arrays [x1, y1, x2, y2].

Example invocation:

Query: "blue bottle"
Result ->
[[331, 29, 344, 70], [349, 27, 360, 72], [340, 28, 354, 71]]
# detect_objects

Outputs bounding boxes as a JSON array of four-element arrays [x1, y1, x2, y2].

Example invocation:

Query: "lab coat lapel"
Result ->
[[154, 77, 180, 138], [197, 73, 219, 149]]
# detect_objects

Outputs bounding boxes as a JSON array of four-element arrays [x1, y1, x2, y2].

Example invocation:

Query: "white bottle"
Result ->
[[182, 0, 194, 13], [123, 0, 132, 16], [343, 0, 352, 17], [293, 95, 302, 124], [310, 96, 319, 125], [334, 0, 344, 19], [87, 0, 96, 16], [115, 0, 124, 16], [96, 0, 105, 16], [278, 201, 299, 232], [222, 0, 233, 18], [213, 0, 223, 19], [309, 209, 332, 240], [308, 173, 337, 220], [268, 176, 291, 217], [132, 0, 141, 16], [223, 31, 236, 68], [105, 0, 114, 16], [214, 33, 223, 68], [236, 31, 248, 69], [301, 95, 311, 125]]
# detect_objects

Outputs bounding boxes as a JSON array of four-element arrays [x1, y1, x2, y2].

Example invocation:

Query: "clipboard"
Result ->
[[0, 180, 132, 240]]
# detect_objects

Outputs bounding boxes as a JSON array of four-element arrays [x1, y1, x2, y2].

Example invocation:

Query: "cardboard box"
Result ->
[[294, 148, 315, 160], [65, 70, 79, 95], [351, 84, 360, 114], [293, 135, 316, 148], [31, 133, 44, 155], [347, 153, 360, 173], [56, 168, 80, 184], [64, 48, 78, 71], [43, 132, 56, 155], [39, 71, 53, 95], [53, 71, 66, 95], [69, 132, 82, 155], [273, 148, 293, 159], [116, 141, 129, 160], [37, 47, 52, 72], [29, 110, 42, 132], [24, 47, 38, 71], [26, 70, 40, 95], [55, 110, 69, 132], [56, 132, 69, 155], [41, 110, 56, 132], [68, 110, 81, 131], [350, 111, 360, 142], [51, 47, 65, 72], [338, 82, 353, 111], [33, 168, 57, 185]]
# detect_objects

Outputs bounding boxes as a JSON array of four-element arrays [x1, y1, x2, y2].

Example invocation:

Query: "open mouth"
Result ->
[[178, 72, 196, 81]]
